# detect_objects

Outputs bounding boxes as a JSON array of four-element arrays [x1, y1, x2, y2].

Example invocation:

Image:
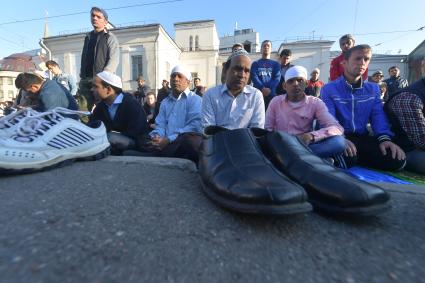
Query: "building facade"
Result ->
[[0, 52, 46, 103], [40, 19, 413, 95]]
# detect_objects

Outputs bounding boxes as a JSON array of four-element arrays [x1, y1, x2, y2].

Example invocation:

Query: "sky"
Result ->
[[0, 0, 424, 59]]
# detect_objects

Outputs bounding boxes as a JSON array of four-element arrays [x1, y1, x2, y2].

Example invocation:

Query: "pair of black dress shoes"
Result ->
[[198, 126, 390, 217]]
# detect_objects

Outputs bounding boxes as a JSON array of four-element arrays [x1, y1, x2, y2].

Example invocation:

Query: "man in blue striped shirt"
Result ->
[[146, 65, 202, 163]]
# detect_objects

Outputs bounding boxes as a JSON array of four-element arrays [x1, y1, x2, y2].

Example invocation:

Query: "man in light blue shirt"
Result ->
[[45, 60, 78, 96], [202, 49, 265, 129], [146, 65, 202, 163]]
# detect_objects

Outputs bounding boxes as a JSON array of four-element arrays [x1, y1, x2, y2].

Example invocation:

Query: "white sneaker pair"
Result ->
[[0, 107, 110, 173]]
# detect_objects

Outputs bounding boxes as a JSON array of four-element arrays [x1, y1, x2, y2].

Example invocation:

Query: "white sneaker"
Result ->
[[0, 108, 110, 173], [0, 108, 40, 138]]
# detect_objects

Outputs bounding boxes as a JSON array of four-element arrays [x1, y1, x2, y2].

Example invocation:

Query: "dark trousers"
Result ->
[[264, 95, 274, 110], [78, 78, 95, 111], [345, 134, 405, 171], [141, 133, 203, 164]]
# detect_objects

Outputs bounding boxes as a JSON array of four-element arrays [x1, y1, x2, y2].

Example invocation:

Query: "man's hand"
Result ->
[[297, 133, 314, 145], [344, 139, 357, 157], [151, 136, 170, 150], [379, 141, 406, 160], [261, 87, 272, 97]]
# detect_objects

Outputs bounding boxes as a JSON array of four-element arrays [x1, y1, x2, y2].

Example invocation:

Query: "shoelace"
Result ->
[[12, 108, 91, 142], [0, 108, 39, 130]]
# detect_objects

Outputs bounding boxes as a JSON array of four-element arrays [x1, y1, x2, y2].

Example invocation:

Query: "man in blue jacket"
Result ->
[[250, 40, 281, 109], [320, 44, 406, 171]]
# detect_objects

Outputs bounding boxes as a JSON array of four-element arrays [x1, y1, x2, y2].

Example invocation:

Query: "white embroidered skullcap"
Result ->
[[285, 66, 308, 81], [171, 65, 192, 81], [96, 71, 123, 89], [227, 49, 250, 62]]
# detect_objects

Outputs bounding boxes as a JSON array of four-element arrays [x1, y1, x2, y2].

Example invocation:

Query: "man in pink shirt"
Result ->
[[265, 65, 346, 159]]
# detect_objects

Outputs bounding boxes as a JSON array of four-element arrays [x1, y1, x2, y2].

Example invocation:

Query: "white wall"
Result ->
[[179, 51, 218, 88], [175, 21, 219, 51], [44, 25, 178, 92], [368, 55, 407, 81], [157, 27, 182, 90], [220, 30, 260, 53], [278, 41, 335, 83]]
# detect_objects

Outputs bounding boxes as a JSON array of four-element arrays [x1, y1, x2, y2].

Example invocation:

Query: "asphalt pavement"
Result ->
[[0, 156, 424, 283]]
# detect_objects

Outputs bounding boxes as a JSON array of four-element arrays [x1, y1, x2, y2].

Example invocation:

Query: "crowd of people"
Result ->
[[6, 6, 425, 177]]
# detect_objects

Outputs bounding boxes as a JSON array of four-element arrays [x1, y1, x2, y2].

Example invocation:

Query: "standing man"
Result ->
[[384, 66, 408, 98], [192, 77, 206, 97], [275, 49, 294, 95], [157, 79, 170, 103], [144, 65, 203, 163], [370, 70, 384, 83], [45, 60, 78, 97], [330, 34, 368, 81], [250, 40, 281, 109], [266, 66, 345, 159], [305, 68, 324, 97], [79, 6, 119, 111], [134, 76, 151, 105], [321, 45, 405, 171], [202, 49, 265, 129]]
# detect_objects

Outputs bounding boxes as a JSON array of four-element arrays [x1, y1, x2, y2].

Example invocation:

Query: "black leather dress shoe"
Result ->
[[252, 128, 391, 216], [198, 126, 312, 215]]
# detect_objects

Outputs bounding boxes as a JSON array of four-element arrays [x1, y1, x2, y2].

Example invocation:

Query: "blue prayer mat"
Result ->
[[345, 166, 411, 185]]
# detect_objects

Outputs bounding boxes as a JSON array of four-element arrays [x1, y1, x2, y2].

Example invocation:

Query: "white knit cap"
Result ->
[[96, 71, 123, 89], [285, 66, 308, 81], [171, 65, 192, 81]]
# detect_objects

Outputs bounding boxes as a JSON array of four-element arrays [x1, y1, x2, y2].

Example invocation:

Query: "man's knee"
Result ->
[[107, 132, 136, 153]]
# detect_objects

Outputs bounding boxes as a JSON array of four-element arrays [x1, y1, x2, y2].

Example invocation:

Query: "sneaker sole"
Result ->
[[0, 146, 110, 175], [200, 177, 312, 216]]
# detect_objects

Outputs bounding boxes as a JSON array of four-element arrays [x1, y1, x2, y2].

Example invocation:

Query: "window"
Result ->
[[8, 90, 14, 99], [195, 35, 199, 51], [189, 36, 193, 51], [0, 90, 3, 99], [7, 77, 13, 85], [190, 72, 198, 89], [243, 41, 251, 53], [131, 55, 143, 81]]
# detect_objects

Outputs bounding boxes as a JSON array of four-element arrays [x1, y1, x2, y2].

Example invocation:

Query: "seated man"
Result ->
[[385, 77, 425, 174], [305, 68, 324, 97], [202, 49, 265, 129], [91, 71, 148, 154], [384, 66, 408, 98], [321, 44, 406, 171], [143, 91, 159, 129], [144, 65, 202, 163], [16, 72, 78, 112], [265, 66, 345, 159]]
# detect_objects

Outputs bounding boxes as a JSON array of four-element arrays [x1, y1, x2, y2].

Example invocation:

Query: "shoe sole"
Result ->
[[0, 146, 110, 175], [200, 177, 312, 216], [310, 199, 391, 217]]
